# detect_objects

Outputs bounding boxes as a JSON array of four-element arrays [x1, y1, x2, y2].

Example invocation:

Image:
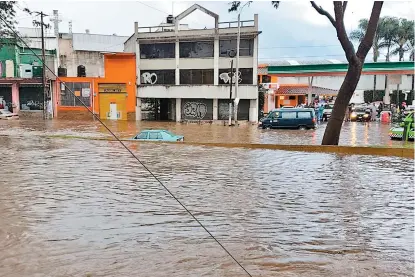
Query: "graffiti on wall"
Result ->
[[183, 102, 207, 119], [141, 72, 158, 84], [219, 71, 242, 84], [218, 102, 231, 120]]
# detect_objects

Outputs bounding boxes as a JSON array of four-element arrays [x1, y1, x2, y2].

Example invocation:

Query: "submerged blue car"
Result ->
[[131, 129, 184, 142]]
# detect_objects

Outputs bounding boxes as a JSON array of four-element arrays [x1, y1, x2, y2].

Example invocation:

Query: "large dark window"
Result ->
[[218, 68, 253, 85], [180, 69, 214, 85], [219, 39, 254, 57], [60, 82, 91, 106], [140, 70, 175, 85], [140, 43, 175, 59], [19, 85, 43, 110], [262, 75, 271, 83], [179, 41, 214, 58]]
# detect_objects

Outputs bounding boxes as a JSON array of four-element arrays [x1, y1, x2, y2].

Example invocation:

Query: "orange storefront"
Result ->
[[259, 71, 306, 112], [55, 53, 136, 120]]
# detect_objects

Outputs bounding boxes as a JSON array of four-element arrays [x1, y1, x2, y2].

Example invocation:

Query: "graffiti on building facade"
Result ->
[[141, 72, 158, 84], [218, 102, 231, 120], [183, 102, 207, 119], [219, 71, 242, 84]]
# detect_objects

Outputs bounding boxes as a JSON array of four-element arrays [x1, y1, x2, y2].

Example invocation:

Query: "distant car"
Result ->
[[259, 108, 316, 130], [0, 109, 19, 120], [322, 104, 333, 121], [350, 107, 370, 122], [130, 130, 184, 142]]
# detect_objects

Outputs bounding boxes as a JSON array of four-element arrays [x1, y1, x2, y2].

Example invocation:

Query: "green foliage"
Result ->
[[363, 90, 385, 102], [351, 16, 414, 61], [0, 2, 17, 42], [390, 90, 414, 106]]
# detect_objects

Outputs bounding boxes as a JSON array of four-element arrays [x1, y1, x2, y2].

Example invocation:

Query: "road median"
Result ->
[[43, 134, 414, 159]]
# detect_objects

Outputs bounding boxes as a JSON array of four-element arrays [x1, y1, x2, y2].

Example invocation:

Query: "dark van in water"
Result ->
[[259, 108, 316, 129]]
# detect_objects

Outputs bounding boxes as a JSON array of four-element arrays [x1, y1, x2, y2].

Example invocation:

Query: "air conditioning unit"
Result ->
[[19, 64, 33, 78]]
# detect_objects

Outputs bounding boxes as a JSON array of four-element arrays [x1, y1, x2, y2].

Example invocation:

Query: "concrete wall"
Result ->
[[59, 38, 104, 77], [140, 58, 176, 70], [138, 85, 257, 99], [124, 36, 135, 53], [278, 74, 414, 91]]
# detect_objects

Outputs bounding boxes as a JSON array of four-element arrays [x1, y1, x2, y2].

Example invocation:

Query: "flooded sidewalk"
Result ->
[[0, 120, 413, 277]]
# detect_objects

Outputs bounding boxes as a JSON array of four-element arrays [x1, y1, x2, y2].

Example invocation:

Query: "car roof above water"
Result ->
[[140, 129, 168, 133], [271, 108, 314, 112]]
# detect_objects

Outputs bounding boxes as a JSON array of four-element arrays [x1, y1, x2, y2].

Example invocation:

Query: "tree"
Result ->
[[379, 16, 399, 61], [0, 1, 17, 47], [390, 18, 414, 61], [229, 1, 384, 145], [350, 17, 386, 101]]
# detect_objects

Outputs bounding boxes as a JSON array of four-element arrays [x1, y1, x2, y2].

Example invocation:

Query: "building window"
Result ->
[[218, 68, 253, 85], [19, 85, 44, 110], [140, 43, 175, 59], [60, 82, 91, 106], [288, 96, 296, 100], [262, 75, 271, 83], [180, 69, 214, 85], [180, 41, 214, 58], [140, 70, 175, 85], [219, 39, 254, 57]]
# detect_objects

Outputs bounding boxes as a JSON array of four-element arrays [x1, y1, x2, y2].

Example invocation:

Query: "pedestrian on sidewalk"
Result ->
[[318, 104, 324, 123]]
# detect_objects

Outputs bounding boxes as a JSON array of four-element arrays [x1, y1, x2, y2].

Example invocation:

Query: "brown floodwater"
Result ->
[[0, 118, 414, 147], [0, 119, 414, 277]]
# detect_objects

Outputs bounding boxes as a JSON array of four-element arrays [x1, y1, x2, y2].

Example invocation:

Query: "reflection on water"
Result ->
[[0, 120, 414, 276]]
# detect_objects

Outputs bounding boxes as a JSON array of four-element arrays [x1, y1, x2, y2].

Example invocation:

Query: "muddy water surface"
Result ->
[[0, 120, 413, 277]]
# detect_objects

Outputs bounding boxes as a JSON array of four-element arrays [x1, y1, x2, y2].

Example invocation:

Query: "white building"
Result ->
[[59, 31, 129, 77], [124, 4, 260, 122]]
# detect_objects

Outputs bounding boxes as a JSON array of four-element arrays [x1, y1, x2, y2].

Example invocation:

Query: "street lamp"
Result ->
[[234, 1, 250, 125], [228, 49, 236, 126]]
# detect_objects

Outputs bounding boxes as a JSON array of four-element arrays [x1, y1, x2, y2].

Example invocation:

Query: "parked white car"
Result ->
[[0, 109, 19, 120]]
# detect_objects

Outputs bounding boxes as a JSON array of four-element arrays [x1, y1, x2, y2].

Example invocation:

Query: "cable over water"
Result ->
[[0, 16, 253, 277]]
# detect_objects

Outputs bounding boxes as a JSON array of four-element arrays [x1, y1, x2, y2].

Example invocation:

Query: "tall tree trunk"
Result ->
[[320, 1, 383, 145], [322, 63, 363, 145]]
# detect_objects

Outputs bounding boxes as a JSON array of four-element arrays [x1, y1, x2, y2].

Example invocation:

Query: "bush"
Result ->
[[363, 90, 385, 103]]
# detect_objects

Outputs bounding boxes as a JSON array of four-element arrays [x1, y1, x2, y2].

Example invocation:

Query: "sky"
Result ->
[[15, 0, 415, 63]]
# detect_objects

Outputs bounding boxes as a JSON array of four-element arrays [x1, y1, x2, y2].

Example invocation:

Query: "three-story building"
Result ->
[[124, 4, 260, 122]]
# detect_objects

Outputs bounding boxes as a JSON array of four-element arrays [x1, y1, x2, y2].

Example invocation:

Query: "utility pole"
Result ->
[[40, 12, 47, 119], [234, 2, 249, 125], [52, 10, 61, 70], [229, 59, 234, 126], [32, 11, 50, 119], [234, 13, 241, 126]]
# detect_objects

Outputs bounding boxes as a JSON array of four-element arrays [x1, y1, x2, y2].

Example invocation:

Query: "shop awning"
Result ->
[[274, 85, 337, 95]]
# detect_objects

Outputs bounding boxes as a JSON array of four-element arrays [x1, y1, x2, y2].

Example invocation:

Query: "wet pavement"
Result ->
[[0, 119, 414, 277]]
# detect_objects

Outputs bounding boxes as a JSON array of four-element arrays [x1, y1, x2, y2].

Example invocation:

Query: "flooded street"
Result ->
[[1, 118, 415, 148], [0, 120, 414, 277]]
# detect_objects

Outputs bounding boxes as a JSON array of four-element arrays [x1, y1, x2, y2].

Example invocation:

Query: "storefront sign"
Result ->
[[98, 83, 127, 93], [82, 88, 91, 97], [389, 75, 402, 85]]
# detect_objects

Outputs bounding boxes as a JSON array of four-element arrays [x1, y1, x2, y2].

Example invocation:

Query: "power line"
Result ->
[[258, 54, 346, 59], [0, 14, 253, 277], [259, 44, 341, 49]]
